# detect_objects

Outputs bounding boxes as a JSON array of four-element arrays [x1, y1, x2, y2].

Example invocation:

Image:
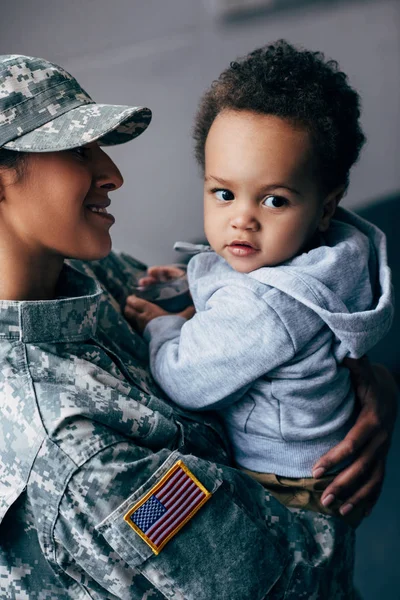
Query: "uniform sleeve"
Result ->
[[143, 285, 296, 410], [70, 251, 148, 309], [54, 443, 288, 600]]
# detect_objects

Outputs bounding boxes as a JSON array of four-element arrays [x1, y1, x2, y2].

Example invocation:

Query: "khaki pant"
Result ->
[[241, 469, 365, 528]]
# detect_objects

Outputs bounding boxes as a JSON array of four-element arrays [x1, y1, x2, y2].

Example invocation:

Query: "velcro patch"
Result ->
[[124, 460, 211, 554]]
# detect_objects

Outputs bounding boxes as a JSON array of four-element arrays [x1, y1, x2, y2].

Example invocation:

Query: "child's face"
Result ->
[[203, 110, 330, 273]]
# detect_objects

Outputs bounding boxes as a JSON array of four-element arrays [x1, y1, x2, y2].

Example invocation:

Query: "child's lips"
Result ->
[[227, 241, 259, 257]]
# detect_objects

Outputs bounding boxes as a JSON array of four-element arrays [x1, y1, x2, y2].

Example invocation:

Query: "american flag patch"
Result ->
[[123, 460, 211, 554]]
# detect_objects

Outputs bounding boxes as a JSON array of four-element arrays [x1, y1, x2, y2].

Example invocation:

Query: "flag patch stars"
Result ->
[[124, 460, 211, 554]]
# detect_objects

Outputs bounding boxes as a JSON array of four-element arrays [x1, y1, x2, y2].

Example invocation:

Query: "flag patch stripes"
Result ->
[[123, 460, 211, 554]]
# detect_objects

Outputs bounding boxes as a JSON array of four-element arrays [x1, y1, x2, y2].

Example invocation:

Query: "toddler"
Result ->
[[125, 40, 393, 526]]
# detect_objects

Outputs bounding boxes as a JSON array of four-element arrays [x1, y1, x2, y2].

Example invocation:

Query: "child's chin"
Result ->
[[227, 259, 257, 274]]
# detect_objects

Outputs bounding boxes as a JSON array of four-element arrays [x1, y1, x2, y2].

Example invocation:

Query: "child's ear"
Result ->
[[318, 186, 345, 232]]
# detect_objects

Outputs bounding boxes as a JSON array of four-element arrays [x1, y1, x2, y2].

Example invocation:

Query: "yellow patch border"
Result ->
[[123, 459, 212, 555]]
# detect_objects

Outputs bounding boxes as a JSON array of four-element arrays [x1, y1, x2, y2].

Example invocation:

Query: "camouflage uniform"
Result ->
[[0, 251, 357, 600]]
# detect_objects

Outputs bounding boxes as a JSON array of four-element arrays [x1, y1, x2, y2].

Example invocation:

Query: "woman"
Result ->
[[0, 54, 396, 600]]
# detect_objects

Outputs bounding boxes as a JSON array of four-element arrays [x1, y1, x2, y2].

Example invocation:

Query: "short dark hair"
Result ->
[[193, 40, 365, 193], [0, 148, 26, 175]]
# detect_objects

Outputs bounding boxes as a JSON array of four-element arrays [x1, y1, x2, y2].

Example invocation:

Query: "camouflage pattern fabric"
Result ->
[[0, 251, 358, 599], [0, 55, 151, 151]]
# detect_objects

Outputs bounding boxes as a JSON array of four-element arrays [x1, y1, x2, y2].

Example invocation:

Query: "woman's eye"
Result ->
[[262, 195, 287, 208], [214, 189, 234, 202], [70, 147, 88, 158]]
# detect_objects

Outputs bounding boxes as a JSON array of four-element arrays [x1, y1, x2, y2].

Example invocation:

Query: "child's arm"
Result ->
[[125, 295, 194, 332], [126, 284, 295, 410]]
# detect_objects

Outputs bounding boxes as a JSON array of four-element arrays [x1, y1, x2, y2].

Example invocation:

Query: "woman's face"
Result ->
[[0, 142, 123, 261]]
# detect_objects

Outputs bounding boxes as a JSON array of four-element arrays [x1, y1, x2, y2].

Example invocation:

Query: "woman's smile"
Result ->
[[85, 201, 115, 224]]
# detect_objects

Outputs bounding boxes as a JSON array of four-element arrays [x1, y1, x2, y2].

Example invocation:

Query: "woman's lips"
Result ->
[[86, 204, 115, 224], [227, 242, 259, 257]]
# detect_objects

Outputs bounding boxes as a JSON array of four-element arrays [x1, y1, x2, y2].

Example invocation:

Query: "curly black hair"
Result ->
[[193, 40, 366, 193]]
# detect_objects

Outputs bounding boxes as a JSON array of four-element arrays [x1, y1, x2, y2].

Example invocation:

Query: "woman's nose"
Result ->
[[94, 146, 124, 191]]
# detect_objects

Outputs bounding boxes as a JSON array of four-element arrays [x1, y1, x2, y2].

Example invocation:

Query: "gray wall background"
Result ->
[[1, 1, 399, 598], [1, 0, 399, 267]]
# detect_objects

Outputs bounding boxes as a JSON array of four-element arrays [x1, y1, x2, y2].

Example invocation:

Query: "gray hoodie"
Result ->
[[144, 208, 393, 477]]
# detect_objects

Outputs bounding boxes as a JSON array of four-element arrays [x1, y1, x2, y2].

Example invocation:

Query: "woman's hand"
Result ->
[[312, 357, 398, 518]]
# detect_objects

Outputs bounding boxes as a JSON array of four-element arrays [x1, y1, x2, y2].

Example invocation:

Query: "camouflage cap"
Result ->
[[0, 54, 151, 152]]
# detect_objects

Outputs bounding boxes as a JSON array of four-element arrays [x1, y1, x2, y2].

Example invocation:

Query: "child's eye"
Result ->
[[214, 189, 235, 202], [262, 195, 287, 208]]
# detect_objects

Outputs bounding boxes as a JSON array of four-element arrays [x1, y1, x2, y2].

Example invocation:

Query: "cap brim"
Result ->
[[3, 103, 151, 152]]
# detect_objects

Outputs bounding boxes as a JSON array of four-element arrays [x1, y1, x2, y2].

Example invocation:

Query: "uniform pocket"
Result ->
[[96, 452, 285, 600]]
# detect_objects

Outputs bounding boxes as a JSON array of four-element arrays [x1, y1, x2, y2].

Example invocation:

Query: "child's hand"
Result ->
[[138, 265, 186, 288], [124, 295, 196, 334], [124, 296, 168, 333]]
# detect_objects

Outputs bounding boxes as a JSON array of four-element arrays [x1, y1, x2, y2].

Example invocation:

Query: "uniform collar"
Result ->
[[0, 263, 103, 343]]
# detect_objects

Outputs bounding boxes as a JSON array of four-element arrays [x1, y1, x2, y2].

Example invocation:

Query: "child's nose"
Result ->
[[230, 209, 260, 231]]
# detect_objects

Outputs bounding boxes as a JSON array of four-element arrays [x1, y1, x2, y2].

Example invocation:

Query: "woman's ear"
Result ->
[[0, 167, 19, 202], [0, 174, 6, 203], [318, 186, 345, 232]]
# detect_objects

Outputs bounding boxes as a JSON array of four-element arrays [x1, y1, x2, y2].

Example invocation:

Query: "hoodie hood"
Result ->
[[248, 207, 393, 359]]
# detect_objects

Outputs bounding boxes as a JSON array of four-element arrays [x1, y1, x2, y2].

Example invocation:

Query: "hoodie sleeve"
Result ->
[[143, 285, 296, 410]]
